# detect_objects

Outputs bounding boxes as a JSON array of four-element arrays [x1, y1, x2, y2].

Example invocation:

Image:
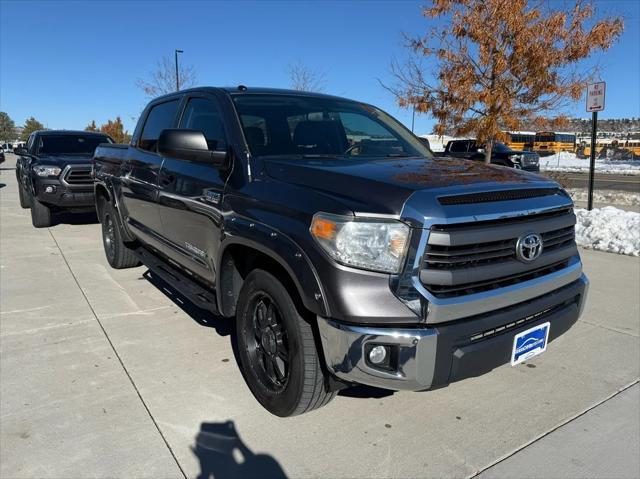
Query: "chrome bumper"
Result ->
[[318, 274, 589, 391], [317, 319, 439, 391]]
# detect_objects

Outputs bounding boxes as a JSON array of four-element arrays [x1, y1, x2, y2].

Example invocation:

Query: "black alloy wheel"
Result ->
[[247, 293, 290, 391]]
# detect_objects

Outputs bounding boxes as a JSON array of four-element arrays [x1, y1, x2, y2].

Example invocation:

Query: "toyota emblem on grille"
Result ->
[[516, 232, 543, 262]]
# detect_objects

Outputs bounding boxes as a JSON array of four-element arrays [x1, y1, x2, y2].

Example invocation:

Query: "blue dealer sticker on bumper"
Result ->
[[511, 322, 550, 366]]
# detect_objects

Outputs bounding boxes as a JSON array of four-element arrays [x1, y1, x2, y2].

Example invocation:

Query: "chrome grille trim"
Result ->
[[61, 164, 93, 187]]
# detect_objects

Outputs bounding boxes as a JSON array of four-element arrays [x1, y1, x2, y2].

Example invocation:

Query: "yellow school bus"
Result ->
[[534, 132, 576, 155], [503, 131, 535, 151], [581, 139, 640, 159], [622, 140, 640, 158]]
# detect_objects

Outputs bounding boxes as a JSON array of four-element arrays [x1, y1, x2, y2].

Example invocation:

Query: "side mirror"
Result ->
[[14, 147, 28, 156], [158, 129, 227, 166]]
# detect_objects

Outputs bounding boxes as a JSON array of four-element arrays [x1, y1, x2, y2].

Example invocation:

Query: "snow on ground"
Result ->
[[575, 206, 640, 256], [540, 152, 640, 175], [567, 189, 640, 207]]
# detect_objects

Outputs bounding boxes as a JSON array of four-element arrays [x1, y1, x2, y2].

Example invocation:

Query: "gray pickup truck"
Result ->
[[93, 87, 588, 416]]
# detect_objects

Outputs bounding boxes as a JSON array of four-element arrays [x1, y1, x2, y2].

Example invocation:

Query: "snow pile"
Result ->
[[541, 152, 640, 175], [575, 207, 640, 256], [567, 189, 640, 207]]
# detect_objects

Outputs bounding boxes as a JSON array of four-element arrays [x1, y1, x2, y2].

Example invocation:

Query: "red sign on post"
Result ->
[[586, 81, 606, 112]]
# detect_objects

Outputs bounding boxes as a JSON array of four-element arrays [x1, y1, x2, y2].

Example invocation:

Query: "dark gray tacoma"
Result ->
[[15, 130, 112, 227], [93, 87, 588, 416]]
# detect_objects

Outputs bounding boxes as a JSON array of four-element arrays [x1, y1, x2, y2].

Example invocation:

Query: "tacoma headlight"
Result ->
[[508, 154, 522, 163], [310, 213, 410, 273], [33, 165, 62, 177]]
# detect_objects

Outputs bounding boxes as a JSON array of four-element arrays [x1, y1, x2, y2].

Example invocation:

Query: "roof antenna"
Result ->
[[237, 85, 248, 91]]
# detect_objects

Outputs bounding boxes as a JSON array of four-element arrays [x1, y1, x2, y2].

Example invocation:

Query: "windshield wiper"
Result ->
[[385, 153, 411, 157]]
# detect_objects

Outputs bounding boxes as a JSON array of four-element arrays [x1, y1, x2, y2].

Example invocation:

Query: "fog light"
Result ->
[[369, 345, 387, 365], [45, 185, 56, 193]]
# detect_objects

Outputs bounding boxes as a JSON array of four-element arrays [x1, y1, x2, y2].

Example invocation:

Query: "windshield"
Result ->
[[492, 142, 512, 152], [232, 94, 432, 160], [37, 135, 111, 155]]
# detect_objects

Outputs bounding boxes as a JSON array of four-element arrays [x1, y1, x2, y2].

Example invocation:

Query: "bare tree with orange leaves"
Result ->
[[389, 0, 623, 163]]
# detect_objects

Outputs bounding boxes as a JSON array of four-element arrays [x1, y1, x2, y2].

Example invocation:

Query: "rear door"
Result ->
[[156, 94, 229, 283], [121, 99, 180, 247]]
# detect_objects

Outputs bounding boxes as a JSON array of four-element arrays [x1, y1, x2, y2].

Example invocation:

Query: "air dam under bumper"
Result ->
[[318, 274, 588, 391]]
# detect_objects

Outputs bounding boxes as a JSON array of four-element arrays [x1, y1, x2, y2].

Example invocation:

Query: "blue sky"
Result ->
[[1, 0, 638, 135]]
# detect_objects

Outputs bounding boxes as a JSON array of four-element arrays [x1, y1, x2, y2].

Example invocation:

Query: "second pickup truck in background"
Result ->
[[14, 130, 112, 227], [443, 139, 540, 171]]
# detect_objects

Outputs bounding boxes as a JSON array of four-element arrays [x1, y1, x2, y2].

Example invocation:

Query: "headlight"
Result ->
[[310, 213, 410, 273], [508, 154, 522, 163], [33, 165, 62, 177]]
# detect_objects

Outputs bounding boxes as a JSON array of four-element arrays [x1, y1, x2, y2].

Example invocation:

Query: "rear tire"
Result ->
[[30, 196, 52, 228], [101, 202, 139, 269], [236, 269, 336, 417], [19, 184, 31, 209]]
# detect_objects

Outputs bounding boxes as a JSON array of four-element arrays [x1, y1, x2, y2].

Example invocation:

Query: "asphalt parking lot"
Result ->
[[1, 153, 639, 479]]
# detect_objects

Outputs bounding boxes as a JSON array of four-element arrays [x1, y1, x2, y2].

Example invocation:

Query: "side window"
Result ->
[[179, 97, 227, 151], [139, 100, 179, 152], [450, 141, 467, 153]]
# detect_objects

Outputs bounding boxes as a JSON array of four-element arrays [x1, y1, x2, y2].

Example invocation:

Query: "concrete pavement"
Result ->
[[1, 154, 639, 478]]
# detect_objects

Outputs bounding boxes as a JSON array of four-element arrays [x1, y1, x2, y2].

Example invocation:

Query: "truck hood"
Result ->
[[34, 154, 94, 166], [263, 156, 556, 215]]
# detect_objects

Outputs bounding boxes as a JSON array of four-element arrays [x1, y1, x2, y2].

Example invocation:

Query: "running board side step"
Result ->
[[134, 247, 220, 314]]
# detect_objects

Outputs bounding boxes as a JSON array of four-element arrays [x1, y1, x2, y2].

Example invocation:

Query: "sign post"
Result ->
[[586, 81, 605, 211]]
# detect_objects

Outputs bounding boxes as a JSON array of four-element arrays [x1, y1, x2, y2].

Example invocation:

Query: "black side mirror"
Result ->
[[14, 147, 28, 156], [158, 129, 227, 166]]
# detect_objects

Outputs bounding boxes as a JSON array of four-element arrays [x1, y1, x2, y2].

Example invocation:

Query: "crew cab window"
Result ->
[[179, 98, 227, 151], [139, 100, 179, 152], [449, 141, 468, 153]]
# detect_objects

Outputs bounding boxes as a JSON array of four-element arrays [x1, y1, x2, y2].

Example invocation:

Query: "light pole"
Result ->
[[174, 49, 183, 91]]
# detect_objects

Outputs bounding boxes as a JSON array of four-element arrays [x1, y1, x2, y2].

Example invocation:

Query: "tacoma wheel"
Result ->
[[30, 196, 52, 228], [101, 202, 139, 269], [18, 184, 31, 209], [236, 269, 336, 417]]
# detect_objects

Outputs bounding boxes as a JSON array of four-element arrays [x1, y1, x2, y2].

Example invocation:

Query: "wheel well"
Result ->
[[220, 244, 306, 318], [95, 185, 110, 222]]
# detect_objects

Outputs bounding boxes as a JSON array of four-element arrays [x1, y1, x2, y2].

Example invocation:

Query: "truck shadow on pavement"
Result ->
[[141, 270, 233, 337], [142, 269, 394, 401], [192, 421, 287, 479]]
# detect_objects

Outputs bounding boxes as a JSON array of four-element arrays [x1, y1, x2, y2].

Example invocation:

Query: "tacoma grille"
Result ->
[[63, 165, 93, 186], [421, 207, 577, 298]]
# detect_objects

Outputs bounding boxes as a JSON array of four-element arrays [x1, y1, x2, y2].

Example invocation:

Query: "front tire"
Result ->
[[101, 202, 139, 269], [236, 269, 336, 417], [30, 196, 52, 227], [18, 184, 31, 209]]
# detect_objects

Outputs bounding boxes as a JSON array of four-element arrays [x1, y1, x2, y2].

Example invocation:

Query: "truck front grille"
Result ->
[[421, 207, 577, 298], [63, 166, 93, 186]]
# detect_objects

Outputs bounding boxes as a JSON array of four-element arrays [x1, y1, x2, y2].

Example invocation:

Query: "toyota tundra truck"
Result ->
[[15, 130, 113, 227], [93, 87, 588, 417]]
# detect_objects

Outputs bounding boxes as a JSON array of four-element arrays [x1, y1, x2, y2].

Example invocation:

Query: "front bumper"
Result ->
[[33, 177, 94, 208], [318, 274, 588, 391]]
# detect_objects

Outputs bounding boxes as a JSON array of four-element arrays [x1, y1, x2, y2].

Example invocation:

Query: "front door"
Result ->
[[121, 99, 180, 247], [156, 95, 228, 284]]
